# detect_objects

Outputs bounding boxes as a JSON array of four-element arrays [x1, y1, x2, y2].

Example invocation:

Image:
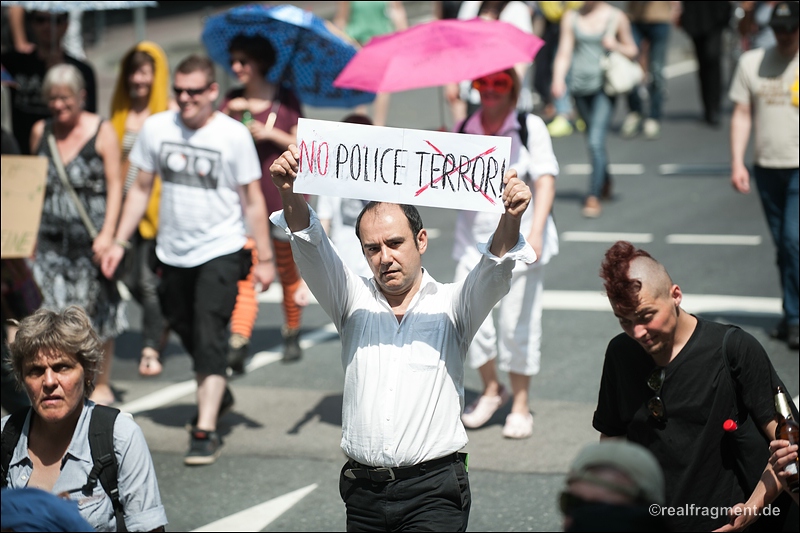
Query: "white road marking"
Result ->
[[120, 293, 780, 415], [117, 324, 339, 416], [564, 164, 645, 175], [561, 232, 653, 243], [191, 483, 318, 532], [117, 381, 197, 415], [663, 59, 699, 79], [666, 234, 762, 246], [658, 163, 730, 175], [542, 291, 781, 314]]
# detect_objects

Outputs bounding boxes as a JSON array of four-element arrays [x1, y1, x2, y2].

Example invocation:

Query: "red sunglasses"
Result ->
[[472, 72, 513, 94]]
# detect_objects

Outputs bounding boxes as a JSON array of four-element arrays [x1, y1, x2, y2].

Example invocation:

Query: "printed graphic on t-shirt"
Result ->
[[758, 76, 793, 106], [158, 142, 220, 190], [12, 73, 47, 114]]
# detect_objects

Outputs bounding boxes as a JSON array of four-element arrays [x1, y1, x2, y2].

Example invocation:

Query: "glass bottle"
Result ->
[[774, 386, 800, 494]]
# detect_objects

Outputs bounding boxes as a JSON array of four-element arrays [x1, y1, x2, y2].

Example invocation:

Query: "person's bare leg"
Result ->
[[372, 92, 391, 127], [477, 359, 502, 397], [195, 373, 226, 431], [90, 338, 115, 405], [509, 372, 531, 415]]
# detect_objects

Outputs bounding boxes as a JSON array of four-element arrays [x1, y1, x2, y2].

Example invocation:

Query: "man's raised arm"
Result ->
[[490, 169, 532, 258], [270, 144, 310, 232]]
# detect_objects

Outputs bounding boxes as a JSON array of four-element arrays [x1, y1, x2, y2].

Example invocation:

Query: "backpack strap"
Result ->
[[721, 325, 749, 421], [516, 111, 529, 149], [1, 408, 30, 488], [83, 405, 126, 532]]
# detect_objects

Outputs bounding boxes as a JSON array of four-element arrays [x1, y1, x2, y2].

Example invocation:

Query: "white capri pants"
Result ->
[[455, 256, 545, 376]]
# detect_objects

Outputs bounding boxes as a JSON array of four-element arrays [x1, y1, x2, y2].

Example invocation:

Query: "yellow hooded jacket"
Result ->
[[109, 41, 170, 240]]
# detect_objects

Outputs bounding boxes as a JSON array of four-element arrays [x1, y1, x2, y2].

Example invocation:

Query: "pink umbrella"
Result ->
[[333, 18, 544, 93]]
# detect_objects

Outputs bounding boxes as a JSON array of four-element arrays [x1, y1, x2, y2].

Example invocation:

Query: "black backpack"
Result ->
[[457, 110, 530, 148], [1, 405, 127, 532]]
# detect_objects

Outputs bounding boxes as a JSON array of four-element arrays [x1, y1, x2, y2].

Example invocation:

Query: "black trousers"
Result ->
[[339, 458, 471, 532], [158, 248, 250, 375], [690, 28, 724, 123]]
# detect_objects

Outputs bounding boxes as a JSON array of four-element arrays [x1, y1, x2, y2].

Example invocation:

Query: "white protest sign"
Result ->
[[293, 118, 511, 213]]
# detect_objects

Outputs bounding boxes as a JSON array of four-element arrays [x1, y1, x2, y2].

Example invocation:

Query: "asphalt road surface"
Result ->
[[9, 4, 798, 532]]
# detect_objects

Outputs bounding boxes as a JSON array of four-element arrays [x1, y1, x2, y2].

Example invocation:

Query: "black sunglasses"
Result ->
[[173, 84, 211, 97], [646, 367, 666, 421]]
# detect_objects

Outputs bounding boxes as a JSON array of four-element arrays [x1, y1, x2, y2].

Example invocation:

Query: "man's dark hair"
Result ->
[[228, 34, 277, 78], [355, 202, 424, 248], [600, 241, 654, 315], [342, 113, 373, 126], [175, 54, 216, 85]]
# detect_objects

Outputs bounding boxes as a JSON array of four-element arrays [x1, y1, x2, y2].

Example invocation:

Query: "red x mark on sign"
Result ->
[[414, 140, 499, 206]]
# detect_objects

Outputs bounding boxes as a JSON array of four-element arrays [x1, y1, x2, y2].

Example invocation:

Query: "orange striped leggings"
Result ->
[[229, 237, 303, 339]]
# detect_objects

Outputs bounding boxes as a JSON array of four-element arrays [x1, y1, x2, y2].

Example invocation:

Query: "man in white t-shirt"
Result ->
[[729, 1, 799, 350], [102, 55, 275, 465]]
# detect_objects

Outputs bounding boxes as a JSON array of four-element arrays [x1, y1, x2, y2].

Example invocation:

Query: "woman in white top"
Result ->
[[453, 67, 559, 439]]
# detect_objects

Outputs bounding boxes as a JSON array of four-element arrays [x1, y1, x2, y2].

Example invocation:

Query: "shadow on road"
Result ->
[[288, 393, 343, 434], [139, 404, 264, 438]]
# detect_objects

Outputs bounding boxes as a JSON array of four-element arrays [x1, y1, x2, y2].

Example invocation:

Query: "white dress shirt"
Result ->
[[271, 207, 536, 467]]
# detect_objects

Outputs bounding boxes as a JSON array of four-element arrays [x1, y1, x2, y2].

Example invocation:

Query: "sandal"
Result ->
[[139, 347, 163, 377]]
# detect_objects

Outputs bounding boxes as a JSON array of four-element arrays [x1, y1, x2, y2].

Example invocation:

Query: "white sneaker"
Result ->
[[643, 119, 660, 140], [620, 112, 641, 138]]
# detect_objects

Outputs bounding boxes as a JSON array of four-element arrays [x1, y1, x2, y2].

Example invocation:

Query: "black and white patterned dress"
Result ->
[[33, 120, 126, 339]]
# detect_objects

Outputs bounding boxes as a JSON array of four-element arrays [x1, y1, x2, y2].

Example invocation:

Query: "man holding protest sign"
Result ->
[[269, 141, 536, 531]]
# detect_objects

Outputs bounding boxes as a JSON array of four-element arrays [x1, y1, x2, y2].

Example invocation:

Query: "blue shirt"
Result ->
[[2, 400, 168, 532]]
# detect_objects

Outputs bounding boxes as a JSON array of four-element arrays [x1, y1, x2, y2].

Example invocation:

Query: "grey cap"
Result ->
[[567, 440, 666, 506]]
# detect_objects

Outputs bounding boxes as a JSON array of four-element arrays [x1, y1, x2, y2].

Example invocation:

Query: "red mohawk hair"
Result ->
[[600, 241, 654, 314]]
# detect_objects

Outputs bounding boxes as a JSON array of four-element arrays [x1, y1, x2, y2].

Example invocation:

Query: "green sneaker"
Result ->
[[621, 112, 641, 138], [546, 115, 573, 138]]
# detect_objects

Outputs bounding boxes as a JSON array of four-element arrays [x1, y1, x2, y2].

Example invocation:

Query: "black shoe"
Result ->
[[788, 324, 799, 351], [705, 110, 720, 127], [186, 386, 235, 430], [282, 328, 302, 363], [771, 319, 788, 340], [600, 177, 613, 201], [227, 334, 249, 375], [184, 428, 222, 466]]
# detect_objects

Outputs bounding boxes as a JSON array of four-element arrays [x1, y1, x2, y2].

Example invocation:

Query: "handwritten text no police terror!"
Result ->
[[298, 140, 507, 202]]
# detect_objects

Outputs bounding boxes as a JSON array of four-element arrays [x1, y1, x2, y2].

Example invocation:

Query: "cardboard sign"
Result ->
[[293, 118, 511, 213], [1, 155, 48, 258]]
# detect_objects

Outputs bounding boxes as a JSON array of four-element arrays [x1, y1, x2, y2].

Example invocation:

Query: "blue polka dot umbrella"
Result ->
[[202, 3, 375, 108]]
